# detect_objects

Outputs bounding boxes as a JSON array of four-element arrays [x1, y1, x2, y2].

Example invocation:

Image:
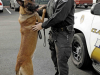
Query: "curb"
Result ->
[[4, 6, 10, 8]]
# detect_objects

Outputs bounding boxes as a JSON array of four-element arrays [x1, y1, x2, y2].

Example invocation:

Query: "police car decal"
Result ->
[[95, 38, 100, 48], [91, 38, 100, 62], [80, 15, 85, 24], [91, 28, 100, 35]]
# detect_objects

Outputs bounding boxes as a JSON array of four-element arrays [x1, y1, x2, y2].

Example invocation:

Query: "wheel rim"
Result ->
[[72, 40, 82, 62]]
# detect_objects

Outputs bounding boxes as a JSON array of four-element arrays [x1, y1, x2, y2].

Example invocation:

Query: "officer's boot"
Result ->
[[55, 67, 59, 75]]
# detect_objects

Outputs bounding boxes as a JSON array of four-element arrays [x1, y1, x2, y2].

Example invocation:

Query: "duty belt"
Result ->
[[51, 25, 74, 33]]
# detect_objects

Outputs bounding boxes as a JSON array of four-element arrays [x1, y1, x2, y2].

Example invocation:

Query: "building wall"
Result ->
[[2, 0, 49, 6]]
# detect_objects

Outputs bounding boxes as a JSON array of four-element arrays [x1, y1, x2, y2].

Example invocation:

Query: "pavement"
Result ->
[[0, 6, 99, 75]]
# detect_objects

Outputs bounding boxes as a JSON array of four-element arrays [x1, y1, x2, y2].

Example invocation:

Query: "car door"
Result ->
[[90, 15, 100, 62]]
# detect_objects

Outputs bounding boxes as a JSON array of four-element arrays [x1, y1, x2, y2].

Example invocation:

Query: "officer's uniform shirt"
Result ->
[[46, 0, 56, 18], [42, 0, 75, 29]]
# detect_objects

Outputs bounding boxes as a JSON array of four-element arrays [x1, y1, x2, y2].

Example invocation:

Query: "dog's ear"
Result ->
[[16, 0, 24, 7]]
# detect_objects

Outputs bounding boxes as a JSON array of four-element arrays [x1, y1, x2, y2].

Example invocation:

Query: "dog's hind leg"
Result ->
[[15, 61, 21, 75], [18, 59, 34, 75], [16, 70, 22, 75]]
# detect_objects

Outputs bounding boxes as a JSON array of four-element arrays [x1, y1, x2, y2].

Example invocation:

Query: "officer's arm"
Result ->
[[42, 0, 73, 29]]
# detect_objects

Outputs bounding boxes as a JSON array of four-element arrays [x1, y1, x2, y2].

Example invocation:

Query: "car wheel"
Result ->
[[14, 5, 18, 11], [0, 10, 3, 12], [10, 3, 13, 9], [14, 8, 18, 11], [85, 6, 88, 8], [71, 33, 92, 69]]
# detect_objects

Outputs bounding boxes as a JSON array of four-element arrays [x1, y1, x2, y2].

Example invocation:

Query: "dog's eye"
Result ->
[[28, 3, 32, 6]]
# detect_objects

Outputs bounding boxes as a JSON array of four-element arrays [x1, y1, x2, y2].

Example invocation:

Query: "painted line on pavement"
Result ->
[[5, 8, 12, 14]]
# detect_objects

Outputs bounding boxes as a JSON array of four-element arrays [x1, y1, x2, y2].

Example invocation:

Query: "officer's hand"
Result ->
[[32, 22, 43, 31]]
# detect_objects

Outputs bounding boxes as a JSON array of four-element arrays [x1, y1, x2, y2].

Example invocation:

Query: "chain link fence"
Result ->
[[2, 0, 49, 6], [35, 0, 49, 4], [2, 0, 10, 6]]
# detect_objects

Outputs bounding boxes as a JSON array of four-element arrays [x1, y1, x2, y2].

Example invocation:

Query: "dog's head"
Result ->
[[16, 0, 39, 14]]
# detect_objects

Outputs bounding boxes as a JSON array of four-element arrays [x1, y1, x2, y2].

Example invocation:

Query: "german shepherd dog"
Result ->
[[15, 0, 46, 75]]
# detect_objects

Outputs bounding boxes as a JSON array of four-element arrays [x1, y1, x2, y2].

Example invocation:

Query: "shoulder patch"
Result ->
[[54, 0, 57, 2], [62, 0, 68, 2]]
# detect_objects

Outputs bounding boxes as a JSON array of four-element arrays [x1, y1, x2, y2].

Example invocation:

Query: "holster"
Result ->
[[66, 25, 74, 34], [51, 25, 74, 34], [48, 31, 55, 51]]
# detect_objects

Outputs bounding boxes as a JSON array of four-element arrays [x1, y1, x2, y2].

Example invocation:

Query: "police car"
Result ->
[[71, 3, 100, 73], [93, 0, 100, 3], [10, 0, 20, 11], [0, 0, 3, 12]]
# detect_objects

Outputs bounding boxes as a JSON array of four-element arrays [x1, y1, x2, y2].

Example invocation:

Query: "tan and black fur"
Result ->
[[15, 0, 46, 75]]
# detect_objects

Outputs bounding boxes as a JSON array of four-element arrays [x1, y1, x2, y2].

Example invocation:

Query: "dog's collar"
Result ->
[[19, 13, 36, 22], [19, 12, 37, 21], [20, 14, 32, 16], [20, 14, 28, 16], [20, 12, 37, 16]]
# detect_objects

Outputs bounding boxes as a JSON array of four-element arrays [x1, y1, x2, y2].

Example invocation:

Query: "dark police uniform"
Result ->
[[38, 0, 74, 75]]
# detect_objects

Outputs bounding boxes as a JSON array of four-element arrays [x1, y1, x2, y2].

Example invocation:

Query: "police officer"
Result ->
[[32, 0, 75, 75]]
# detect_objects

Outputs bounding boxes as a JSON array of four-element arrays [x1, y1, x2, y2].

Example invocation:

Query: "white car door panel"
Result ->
[[90, 15, 100, 62]]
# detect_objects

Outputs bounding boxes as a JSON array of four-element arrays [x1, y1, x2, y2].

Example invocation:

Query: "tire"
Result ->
[[10, 3, 11, 8], [85, 6, 88, 8], [96, 0, 100, 3], [14, 5, 18, 11], [10, 3, 13, 9], [0, 10, 3, 12], [71, 33, 92, 69], [14, 8, 18, 11]]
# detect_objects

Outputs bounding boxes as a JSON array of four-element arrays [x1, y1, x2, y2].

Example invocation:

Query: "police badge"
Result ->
[[62, 0, 68, 2]]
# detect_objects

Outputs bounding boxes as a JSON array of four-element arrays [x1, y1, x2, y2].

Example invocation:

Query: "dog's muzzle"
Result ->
[[27, 3, 39, 12]]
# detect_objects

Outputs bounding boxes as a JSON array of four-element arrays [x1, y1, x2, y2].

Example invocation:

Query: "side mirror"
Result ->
[[91, 3, 100, 15]]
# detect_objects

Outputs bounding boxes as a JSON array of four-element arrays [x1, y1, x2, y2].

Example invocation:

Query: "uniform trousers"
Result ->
[[48, 29, 74, 75]]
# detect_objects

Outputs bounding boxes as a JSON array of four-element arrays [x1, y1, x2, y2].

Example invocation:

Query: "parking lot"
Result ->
[[0, 6, 100, 75]]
